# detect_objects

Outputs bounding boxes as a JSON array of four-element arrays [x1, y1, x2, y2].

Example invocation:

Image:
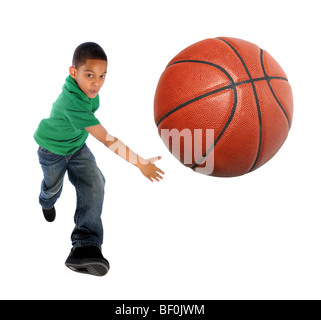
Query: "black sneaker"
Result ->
[[65, 246, 110, 277], [42, 207, 56, 222]]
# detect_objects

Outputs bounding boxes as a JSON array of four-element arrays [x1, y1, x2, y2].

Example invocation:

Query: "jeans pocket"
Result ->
[[38, 146, 63, 165], [38, 146, 54, 155]]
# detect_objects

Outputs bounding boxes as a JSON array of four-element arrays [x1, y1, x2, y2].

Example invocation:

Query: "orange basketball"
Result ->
[[154, 37, 293, 177]]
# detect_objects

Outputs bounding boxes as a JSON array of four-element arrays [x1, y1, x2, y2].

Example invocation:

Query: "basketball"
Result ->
[[154, 37, 293, 177]]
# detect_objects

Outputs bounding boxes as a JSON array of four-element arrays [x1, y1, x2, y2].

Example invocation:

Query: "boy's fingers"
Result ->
[[156, 167, 165, 175], [155, 173, 163, 180]]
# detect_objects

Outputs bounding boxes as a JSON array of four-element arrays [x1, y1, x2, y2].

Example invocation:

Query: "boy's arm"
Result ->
[[85, 124, 164, 182]]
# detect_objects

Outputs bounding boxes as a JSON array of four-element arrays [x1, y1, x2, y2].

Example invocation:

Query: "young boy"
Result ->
[[34, 42, 164, 277]]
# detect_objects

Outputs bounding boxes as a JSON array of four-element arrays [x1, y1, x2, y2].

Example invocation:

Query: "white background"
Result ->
[[0, 0, 320, 300]]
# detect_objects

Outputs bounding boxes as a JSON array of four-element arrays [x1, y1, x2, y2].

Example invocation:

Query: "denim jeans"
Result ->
[[37, 144, 105, 249]]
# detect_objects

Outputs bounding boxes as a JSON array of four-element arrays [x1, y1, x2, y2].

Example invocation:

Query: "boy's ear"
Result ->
[[69, 66, 77, 79]]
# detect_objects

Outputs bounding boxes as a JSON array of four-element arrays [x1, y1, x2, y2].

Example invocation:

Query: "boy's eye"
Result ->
[[86, 74, 94, 78], [101, 75, 106, 79]]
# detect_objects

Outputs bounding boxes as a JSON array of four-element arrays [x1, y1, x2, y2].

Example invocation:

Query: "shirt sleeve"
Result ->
[[64, 100, 100, 130]]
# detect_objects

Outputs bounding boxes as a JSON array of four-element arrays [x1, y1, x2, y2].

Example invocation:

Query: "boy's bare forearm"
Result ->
[[104, 133, 164, 181], [85, 124, 140, 165], [103, 134, 145, 167], [85, 124, 164, 181]]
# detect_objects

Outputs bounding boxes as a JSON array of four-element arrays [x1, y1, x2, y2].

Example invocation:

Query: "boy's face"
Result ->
[[69, 59, 107, 99]]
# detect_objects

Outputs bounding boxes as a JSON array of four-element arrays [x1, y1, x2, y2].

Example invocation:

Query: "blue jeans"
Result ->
[[37, 144, 105, 249]]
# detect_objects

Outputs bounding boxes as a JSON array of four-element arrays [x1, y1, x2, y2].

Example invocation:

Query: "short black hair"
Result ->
[[72, 42, 107, 67]]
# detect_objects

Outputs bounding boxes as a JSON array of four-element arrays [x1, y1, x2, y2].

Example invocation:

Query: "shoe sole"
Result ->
[[65, 258, 110, 277]]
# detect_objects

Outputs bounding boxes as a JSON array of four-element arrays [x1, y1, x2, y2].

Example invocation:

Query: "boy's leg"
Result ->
[[67, 144, 105, 249], [37, 147, 68, 210]]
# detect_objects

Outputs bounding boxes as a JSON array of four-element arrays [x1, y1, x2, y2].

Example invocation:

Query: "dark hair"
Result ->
[[72, 42, 107, 67]]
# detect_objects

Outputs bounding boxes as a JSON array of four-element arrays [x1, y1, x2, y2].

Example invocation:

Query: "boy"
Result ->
[[34, 42, 164, 277]]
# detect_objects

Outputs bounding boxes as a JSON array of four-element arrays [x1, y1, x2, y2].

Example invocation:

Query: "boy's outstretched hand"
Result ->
[[137, 156, 165, 182], [84, 125, 165, 182]]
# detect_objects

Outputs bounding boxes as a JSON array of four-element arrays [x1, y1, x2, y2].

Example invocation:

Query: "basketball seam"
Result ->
[[192, 83, 238, 169], [156, 52, 289, 173], [216, 37, 263, 173], [157, 59, 238, 170], [156, 63, 288, 127], [260, 49, 291, 128], [156, 83, 233, 127], [157, 60, 236, 127]]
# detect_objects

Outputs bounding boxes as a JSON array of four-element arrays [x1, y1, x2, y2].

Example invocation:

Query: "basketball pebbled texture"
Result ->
[[154, 37, 293, 177]]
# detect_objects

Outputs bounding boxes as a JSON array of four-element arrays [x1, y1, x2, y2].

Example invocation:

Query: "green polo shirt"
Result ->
[[34, 75, 100, 155]]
